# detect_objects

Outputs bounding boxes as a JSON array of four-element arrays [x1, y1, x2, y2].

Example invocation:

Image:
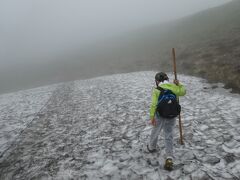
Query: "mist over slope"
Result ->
[[81, 0, 240, 92], [0, 0, 239, 94]]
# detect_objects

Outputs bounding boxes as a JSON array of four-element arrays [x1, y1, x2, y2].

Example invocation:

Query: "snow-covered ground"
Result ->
[[0, 71, 240, 180], [0, 84, 59, 156]]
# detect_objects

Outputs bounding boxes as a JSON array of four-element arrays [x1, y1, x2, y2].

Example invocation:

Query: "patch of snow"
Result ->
[[0, 84, 59, 155], [0, 71, 240, 179]]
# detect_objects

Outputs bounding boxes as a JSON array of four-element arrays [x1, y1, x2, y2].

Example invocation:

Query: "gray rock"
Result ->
[[101, 161, 118, 175], [223, 135, 233, 142], [168, 169, 182, 179], [146, 159, 159, 166], [146, 171, 160, 180], [183, 163, 198, 174], [117, 162, 126, 170], [224, 153, 235, 164], [191, 169, 210, 180], [119, 154, 130, 162], [182, 151, 195, 160], [203, 156, 220, 165]]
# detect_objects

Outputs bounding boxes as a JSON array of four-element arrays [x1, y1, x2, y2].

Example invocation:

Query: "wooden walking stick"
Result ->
[[172, 48, 184, 145]]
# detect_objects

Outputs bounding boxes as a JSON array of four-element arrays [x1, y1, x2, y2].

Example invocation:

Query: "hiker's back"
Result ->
[[156, 86, 181, 119]]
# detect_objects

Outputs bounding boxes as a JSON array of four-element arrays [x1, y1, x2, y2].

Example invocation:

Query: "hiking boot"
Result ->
[[164, 158, 173, 171], [147, 145, 157, 153]]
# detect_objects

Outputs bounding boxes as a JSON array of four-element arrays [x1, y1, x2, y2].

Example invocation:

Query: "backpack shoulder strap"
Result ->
[[156, 86, 165, 97], [157, 86, 176, 98], [156, 86, 164, 92], [157, 86, 175, 94]]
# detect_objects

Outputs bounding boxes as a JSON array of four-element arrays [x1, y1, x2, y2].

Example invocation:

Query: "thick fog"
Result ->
[[0, 0, 231, 93]]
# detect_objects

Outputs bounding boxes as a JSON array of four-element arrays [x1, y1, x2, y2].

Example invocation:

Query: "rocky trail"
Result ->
[[0, 71, 240, 180]]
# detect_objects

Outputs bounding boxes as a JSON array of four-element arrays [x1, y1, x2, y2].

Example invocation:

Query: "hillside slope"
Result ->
[[78, 0, 240, 92]]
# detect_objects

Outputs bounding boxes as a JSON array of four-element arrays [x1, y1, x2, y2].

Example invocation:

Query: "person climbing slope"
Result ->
[[147, 72, 186, 171]]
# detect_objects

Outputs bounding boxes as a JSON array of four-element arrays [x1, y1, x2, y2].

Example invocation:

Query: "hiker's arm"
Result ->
[[173, 83, 186, 96], [150, 89, 158, 119]]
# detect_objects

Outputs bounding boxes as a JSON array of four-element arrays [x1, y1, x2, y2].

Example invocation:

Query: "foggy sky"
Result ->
[[0, 0, 231, 67]]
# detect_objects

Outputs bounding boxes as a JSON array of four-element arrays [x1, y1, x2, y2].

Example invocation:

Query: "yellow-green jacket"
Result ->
[[150, 83, 186, 119]]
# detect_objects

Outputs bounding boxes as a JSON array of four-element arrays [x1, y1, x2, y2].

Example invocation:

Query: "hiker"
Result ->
[[147, 72, 186, 170]]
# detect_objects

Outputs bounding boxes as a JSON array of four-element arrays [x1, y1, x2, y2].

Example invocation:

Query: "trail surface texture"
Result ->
[[0, 71, 240, 180]]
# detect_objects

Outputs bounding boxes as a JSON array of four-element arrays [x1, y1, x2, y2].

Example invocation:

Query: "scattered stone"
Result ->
[[182, 151, 195, 160], [195, 145, 205, 150], [193, 150, 205, 160], [193, 137, 203, 143], [204, 148, 220, 154], [117, 162, 126, 170], [203, 156, 220, 165], [146, 158, 159, 166], [220, 172, 234, 179], [101, 161, 118, 176], [224, 153, 235, 164], [224, 139, 238, 148], [146, 158, 151, 165], [205, 139, 216, 145], [231, 163, 240, 178], [119, 153, 130, 162], [199, 124, 208, 131], [110, 172, 122, 180], [147, 171, 160, 180], [170, 169, 182, 179], [211, 85, 218, 89], [183, 163, 198, 174], [120, 169, 131, 179], [130, 167, 153, 176], [191, 169, 209, 179]]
